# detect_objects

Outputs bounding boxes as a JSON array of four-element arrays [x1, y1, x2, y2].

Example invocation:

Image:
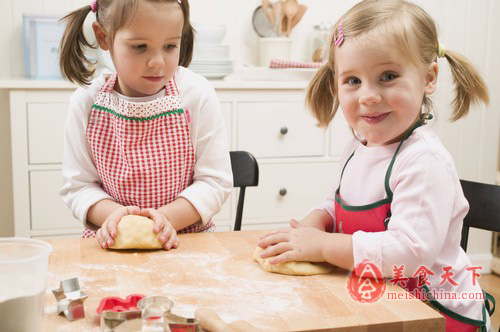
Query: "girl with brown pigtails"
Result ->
[[59, 0, 232, 251], [259, 1, 493, 331]]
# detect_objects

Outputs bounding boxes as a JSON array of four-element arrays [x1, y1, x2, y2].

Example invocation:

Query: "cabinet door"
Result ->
[[237, 102, 325, 158], [329, 110, 352, 157], [242, 162, 339, 221], [27, 102, 67, 164], [30, 170, 81, 231]]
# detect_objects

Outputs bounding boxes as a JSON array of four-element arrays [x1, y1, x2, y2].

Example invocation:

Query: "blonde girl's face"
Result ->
[[94, 1, 183, 97], [335, 36, 438, 146]]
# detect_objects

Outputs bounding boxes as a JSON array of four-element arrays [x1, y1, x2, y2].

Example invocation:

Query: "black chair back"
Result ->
[[460, 179, 500, 251], [230, 151, 259, 231]]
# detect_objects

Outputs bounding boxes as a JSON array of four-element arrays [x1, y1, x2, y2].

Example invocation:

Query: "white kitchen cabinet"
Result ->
[[3, 79, 346, 238]]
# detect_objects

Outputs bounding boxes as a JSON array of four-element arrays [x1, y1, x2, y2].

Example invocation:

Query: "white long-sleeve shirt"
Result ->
[[314, 125, 490, 326], [60, 66, 233, 228]]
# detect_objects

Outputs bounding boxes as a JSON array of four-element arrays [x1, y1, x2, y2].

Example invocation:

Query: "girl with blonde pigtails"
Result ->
[[259, 1, 494, 331], [59, 0, 232, 250]]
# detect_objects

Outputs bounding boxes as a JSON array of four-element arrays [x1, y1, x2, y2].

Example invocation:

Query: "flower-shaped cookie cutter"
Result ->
[[51, 277, 88, 321]]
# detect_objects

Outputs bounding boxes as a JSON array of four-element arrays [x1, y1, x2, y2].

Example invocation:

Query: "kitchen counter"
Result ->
[[44, 230, 444, 331]]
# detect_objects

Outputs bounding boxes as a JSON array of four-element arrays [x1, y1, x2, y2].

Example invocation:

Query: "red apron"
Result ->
[[334, 116, 490, 332], [83, 73, 214, 237]]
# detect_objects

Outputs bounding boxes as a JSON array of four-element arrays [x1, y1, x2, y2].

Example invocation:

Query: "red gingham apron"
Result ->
[[83, 73, 214, 238], [335, 117, 489, 332]]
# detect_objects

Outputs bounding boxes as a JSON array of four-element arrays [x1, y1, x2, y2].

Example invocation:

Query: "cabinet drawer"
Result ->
[[30, 170, 81, 231], [242, 162, 339, 220], [237, 102, 324, 158], [27, 103, 67, 164]]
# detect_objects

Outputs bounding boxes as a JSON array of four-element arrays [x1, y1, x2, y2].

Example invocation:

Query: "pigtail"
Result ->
[[178, 0, 194, 68], [306, 63, 339, 128], [442, 49, 489, 121], [59, 6, 97, 86], [179, 23, 194, 67]]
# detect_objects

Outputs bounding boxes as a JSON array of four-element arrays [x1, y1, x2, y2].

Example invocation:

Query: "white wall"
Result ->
[[1, 0, 499, 260]]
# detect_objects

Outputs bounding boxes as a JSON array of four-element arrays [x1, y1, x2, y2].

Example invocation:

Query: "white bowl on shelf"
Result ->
[[193, 23, 226, 44], [193, 44, 229, 60]]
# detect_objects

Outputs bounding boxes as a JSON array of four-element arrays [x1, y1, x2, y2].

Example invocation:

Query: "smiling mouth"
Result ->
[[362, 112, 390, 123]]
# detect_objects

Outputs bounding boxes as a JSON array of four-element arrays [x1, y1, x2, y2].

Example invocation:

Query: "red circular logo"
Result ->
[[347, 259, 386, 303]]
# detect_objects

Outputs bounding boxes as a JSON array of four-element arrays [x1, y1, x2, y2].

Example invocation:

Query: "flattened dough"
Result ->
[[253, 247, 334, 276], [109, 215, 162, 250]]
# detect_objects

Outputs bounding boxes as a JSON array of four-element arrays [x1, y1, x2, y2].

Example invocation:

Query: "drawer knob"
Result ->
[[279, 188, 287, 196], [280, 127, 288, 135]]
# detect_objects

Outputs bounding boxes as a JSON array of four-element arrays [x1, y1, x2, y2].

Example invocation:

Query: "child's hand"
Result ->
[[257, 219, 329, 265], [139, 208, 179, 251], [96, 206, 141, 249]]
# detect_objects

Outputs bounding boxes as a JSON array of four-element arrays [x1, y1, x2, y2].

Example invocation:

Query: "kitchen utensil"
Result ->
[[290, 3, 307, 29], [52, 277, 88, 321], [279, 0, 307, 37], [138, 296, 174, 332], [252, 5, 277, 37], [0, 238, 53, 331], [195, 308, 259, 332], [100, 310, 142, 332], [96, 294, 145, 314], [261, 0, 275, 26], [166, 313, 200, 332]]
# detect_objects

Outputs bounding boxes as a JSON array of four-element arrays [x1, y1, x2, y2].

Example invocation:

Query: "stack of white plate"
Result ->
[[191, 23, 233, 79]]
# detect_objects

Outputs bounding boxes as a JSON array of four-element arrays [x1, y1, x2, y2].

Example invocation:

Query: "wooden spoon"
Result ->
[[261, 0, 275, 26], [283, 0, 299, 37], [290, 4, 307, 29]]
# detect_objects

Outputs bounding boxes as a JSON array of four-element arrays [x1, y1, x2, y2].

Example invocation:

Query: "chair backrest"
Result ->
[[460, 179, 500, 251], [229, 151, 259, 231]]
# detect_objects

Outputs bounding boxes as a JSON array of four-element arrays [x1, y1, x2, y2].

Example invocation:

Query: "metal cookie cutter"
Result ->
[[52, 277, 88, 321], [100, 295, 201, 332], [138, 296, 201, 332]]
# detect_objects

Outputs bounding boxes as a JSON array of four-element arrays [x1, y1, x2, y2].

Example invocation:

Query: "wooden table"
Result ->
[[44, 231, 444, 331]]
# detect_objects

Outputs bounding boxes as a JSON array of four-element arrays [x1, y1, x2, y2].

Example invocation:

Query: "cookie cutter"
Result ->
[[97, 294, 145, 314], [166, 313, 200, 332], [51, 277, 88, 321], [99, 295, 200, 332]]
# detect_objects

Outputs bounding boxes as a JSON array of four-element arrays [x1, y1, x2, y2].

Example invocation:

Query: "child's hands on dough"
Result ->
[[258, 219, 329, 265], [97, 206, 141, 249], [139, 208, 179, 250]]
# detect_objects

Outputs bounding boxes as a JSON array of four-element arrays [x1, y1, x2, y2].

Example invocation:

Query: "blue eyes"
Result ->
[[344, 71, 399, 85], [346, 77, 361, 85], [381, 72, 398, 81]]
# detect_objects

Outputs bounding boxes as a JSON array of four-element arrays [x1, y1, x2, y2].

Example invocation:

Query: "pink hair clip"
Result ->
[[90, 0, 98, 13], [334, 23, 344, 47]]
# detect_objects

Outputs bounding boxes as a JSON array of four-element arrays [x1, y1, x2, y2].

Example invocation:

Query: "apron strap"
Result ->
[[383, 113, 433, 201], [335, 113, 433, 210], [165, 76, 179, 96], [101, 72, 118, 93], [484, 291, 495, 316], [422, 284, 492, 329]]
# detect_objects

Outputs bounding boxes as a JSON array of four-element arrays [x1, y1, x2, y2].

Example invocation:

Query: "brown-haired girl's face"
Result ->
[[95, 1, 184, 97]]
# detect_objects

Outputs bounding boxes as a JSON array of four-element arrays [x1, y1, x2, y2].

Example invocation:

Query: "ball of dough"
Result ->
[[253, 246, 334, 276], [109, 215, 163, 250]]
